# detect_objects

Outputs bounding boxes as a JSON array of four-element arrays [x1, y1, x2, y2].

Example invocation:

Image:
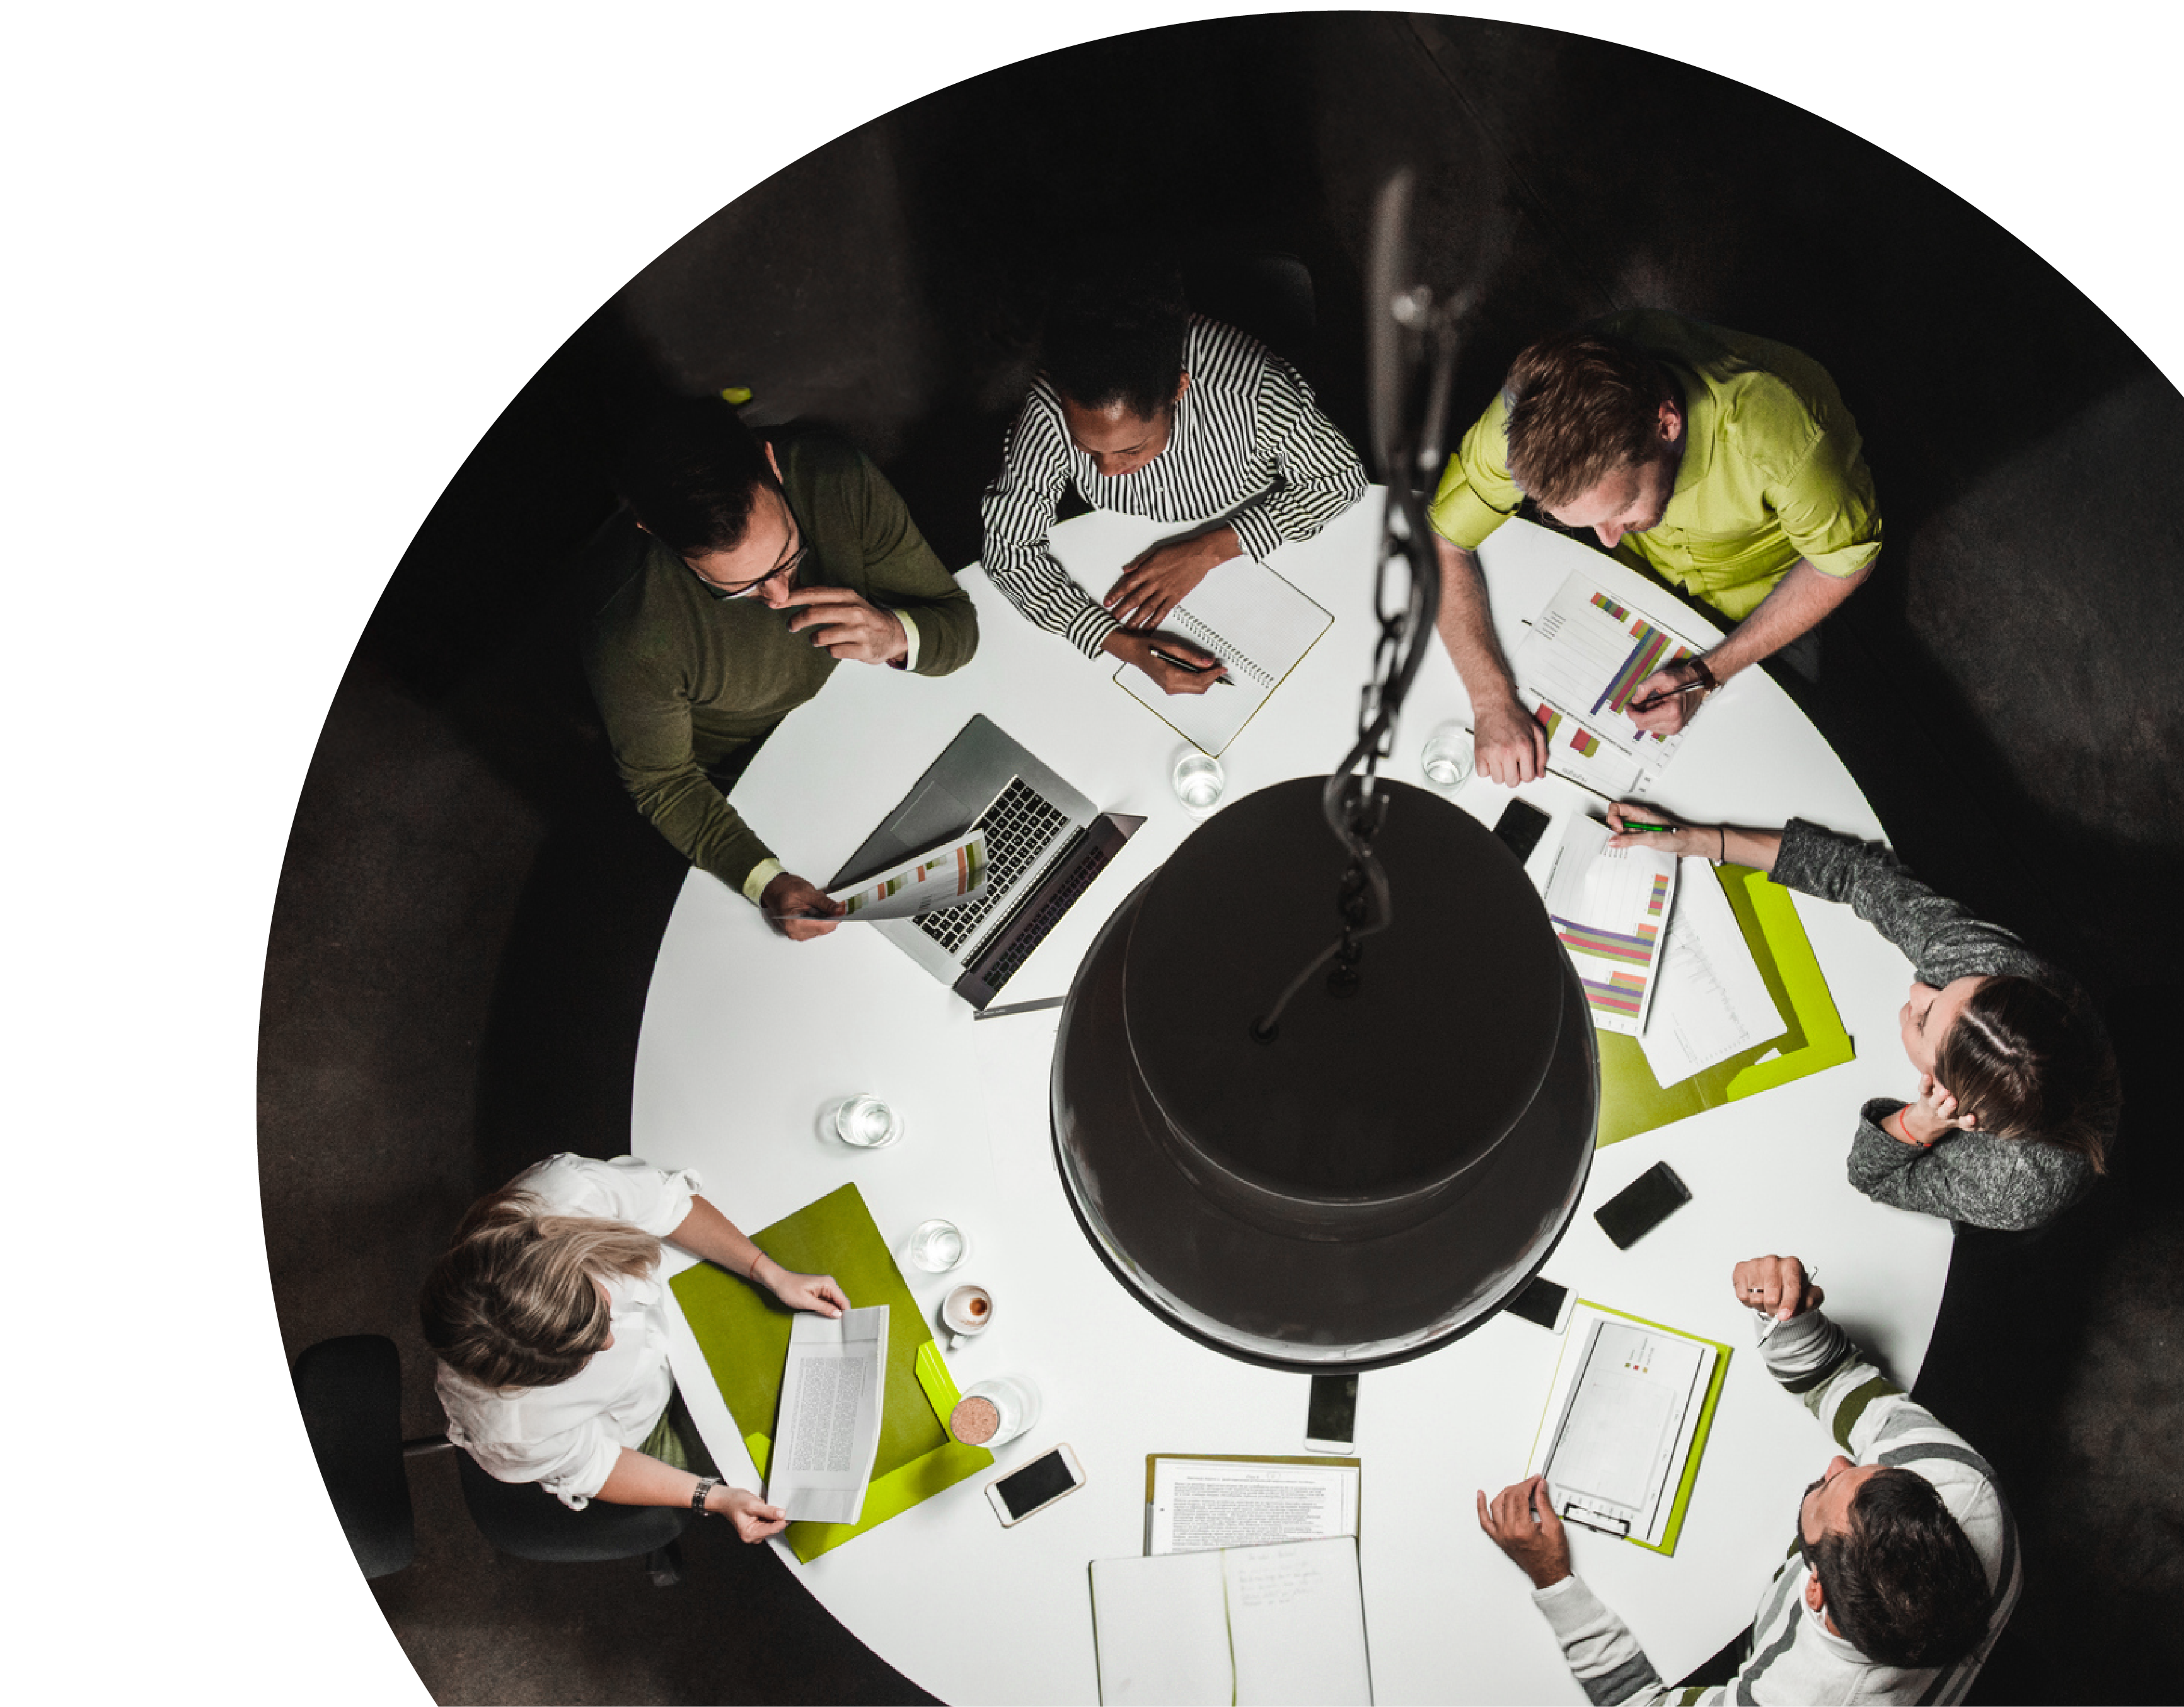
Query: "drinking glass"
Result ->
[[1421, 721, 1475, 789], [906, 1218, 967, 1273], [1172, 749, 1225, 816], [833, 1093, 903, 1149], [952, 1375, 1041, 1445]]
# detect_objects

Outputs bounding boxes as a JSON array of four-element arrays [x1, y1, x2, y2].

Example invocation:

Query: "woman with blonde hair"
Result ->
[[422, 1152, 846, 1541], [1607, 808, 2118, 1231]]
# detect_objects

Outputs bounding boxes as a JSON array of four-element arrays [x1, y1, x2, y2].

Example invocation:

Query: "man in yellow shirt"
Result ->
[[1429, 310, 1881, 783]]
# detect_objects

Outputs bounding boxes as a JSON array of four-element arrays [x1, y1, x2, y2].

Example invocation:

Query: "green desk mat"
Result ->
[[669, 1182, 992, 1561], [1595, 864, 1854, 1146]]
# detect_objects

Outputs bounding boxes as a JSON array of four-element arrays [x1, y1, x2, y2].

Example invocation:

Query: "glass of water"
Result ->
[[833, 1093, 904, 1149], [907, 1218, 967, 1273], [1421, 721, 1475, 790], [1172, 749, 1225, 817]]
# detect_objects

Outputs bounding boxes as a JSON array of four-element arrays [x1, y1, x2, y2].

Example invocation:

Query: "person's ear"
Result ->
[[1804, 1570, 1827, 1615], [1656, 399, 1682, 444], [1173, 371, 1191, 406], [765, 440, 783, 483]]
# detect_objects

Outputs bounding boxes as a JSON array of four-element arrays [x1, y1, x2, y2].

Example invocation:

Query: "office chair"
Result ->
[[293, 1334, 691, 1585]]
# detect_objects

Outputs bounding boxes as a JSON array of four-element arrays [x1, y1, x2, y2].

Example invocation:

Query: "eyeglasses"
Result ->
[[702, 537, 809, 601]]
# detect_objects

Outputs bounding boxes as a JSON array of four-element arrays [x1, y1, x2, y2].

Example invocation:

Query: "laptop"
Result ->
[[828, 715, 1143, 1009]]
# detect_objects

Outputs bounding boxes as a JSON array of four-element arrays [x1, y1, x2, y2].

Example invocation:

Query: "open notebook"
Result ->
[[1112, 556, 1332, 756]]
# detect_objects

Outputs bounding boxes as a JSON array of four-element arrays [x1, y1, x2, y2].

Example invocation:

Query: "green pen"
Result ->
[[1617, 818, 1678, 835]]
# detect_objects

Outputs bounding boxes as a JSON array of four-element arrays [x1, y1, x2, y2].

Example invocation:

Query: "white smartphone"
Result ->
[[986, 1444, 1085, 1527], [1304, 1372, 1358, 1454]]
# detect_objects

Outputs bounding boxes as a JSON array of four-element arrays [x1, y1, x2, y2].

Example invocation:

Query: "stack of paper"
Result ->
[[1638, 856, 1788, 1088], [765, 1307, 889, 1524], [1510, 572, 1706, 795], [827, 831, 987, 921], [1146, 1456, 1361, 1556], [1540, 817, 1678, 1037], [1092, 1537, 1372, 1706]]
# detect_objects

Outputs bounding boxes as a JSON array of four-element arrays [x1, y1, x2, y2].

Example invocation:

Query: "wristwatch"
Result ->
[[691, 1476, 720, 1517]]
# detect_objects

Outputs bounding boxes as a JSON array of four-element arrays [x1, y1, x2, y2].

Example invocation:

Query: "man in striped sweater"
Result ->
[[979, 270, 1367, 696], [1478, 1255, 2018, 1704]]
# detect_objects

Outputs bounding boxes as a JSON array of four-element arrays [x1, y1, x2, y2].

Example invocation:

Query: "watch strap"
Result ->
[[691, 1476, 719, 1517]]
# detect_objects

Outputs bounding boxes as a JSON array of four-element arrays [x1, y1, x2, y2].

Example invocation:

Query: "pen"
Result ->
[[1149, 647, 1236, 686], [1626, 679, 1708, 714], [1615, 818, 1678, 835]]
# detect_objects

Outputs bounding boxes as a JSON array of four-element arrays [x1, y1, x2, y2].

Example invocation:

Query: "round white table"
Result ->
[[636, 498, 1953, 1704]]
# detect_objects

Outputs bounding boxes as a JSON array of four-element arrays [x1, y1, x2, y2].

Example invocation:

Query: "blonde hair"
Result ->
[[420, 1187, 662, 1389]]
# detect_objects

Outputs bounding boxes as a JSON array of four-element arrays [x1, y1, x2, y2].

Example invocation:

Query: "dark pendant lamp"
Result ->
[[1050, 176, 1599, 1369]]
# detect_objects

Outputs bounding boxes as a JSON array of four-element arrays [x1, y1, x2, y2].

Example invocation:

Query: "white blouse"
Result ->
[[435, 1153, 700, 1509]]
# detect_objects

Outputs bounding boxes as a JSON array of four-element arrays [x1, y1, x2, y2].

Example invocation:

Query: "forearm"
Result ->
[[1230, 459, 1368, 560], [620, 759, 775, 895], [666, 1195, 774, 1287], [1531, 1577, 1672, 1706], [1432, 535, 1520, 703], [1701, 560, 1869, 680], [896, 590, 979, 676]]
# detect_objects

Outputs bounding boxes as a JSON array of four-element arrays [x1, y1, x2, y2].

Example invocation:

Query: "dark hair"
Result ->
[[615, 399, 780, 556], [1937, 975, 2112, 1171], [1503, 326, 1678, 510], [1041, 264, 1191, 420], [1805, 1468, 1990, 1670]]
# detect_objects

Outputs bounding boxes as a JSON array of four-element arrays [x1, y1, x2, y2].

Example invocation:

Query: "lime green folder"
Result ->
[[1595, 863, 1854, 1146], [668, 1182, 992, 1561]]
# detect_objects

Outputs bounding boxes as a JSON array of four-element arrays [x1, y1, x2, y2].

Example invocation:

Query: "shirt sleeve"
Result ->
[[1530, 1576, 1681, 1705], [435, 1362, 630, 1511], [582, 628, 779, 897], [1428, 389, 1525, 550], [848, 451, 978, 677], [980, 394, 1118, 657], [1847, 1101, 2093, 1229], [514, 1152, 703, 1238], [1225, 355, 1368, 563], [1769, 819, 2028, 979], [1744, 376, 1883, 580]]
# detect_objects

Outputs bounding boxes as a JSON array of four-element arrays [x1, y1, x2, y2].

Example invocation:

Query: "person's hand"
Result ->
[[1472, 691, 1549, 786], [1606, 801, 1714, 859], [1628, 657, 1713, 737], [1731, 1254, 1824, 1322], [780, 585, 909, 664], [759, 872, 844, 942], [764, 1262, 849, 1318], [1475, 1475, 1572, 1589], [1103, 536, 1224, 629], [1895, 1071, 1977, 1145], [708, 1485, 789, 1544], [1102, 628, 1227, 696]]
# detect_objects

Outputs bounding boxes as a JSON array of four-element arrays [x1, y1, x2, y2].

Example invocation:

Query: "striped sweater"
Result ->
[[978, 315, 1368, 657], [1532, 1308, 2020, 1705]]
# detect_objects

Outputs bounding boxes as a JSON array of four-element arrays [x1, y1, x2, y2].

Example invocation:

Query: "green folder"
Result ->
[[669, 1182, 993, 1561], [1595, 863, 1854, 1146]]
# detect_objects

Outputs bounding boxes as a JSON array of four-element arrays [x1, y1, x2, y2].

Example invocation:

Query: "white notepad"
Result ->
[[1091, 1537, 1372, 1706], [1112, 556, 1332, 756]]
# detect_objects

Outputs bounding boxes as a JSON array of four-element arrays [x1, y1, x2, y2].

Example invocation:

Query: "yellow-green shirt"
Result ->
[[1428, 310, 1881, 621]]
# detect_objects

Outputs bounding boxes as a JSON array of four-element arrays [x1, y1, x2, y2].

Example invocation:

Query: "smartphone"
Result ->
[[1507, 1273, 1575, 1333], [1494, 797, 1552, 865], [1594, 1161, 1692, 1249], [986, 1444, 1085, 1527], [1304, 1372, 1358, 1454]]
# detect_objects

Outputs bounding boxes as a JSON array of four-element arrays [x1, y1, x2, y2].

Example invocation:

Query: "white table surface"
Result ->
[[635, 500, 1952, 1704]]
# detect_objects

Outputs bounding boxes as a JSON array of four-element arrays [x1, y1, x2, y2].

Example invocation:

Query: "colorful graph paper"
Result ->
[[1594, 616, 1692, 718], [1535, 704, 1563, 741], [1580, 969, 1649, 1020], [1589, 592, 1629, 622], [1569, 727, 1601, 757]]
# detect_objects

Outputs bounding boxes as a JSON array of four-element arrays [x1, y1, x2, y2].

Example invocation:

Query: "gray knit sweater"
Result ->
[[1771, 820, 2116, 1231]]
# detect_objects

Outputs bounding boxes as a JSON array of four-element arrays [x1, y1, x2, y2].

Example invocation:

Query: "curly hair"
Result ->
[[1041, 263, 1191, 420], [1936, 975, 2113, 1171], [1503, 326, 1678, 511], [420, 1188, 662, 1390]]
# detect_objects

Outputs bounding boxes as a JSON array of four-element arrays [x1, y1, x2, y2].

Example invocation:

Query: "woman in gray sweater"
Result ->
[[1608, 810, 2118, 1231]]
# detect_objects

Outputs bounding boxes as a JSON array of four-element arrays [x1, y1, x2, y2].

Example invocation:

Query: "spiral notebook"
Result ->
[[1112, 556, 1332, 756]]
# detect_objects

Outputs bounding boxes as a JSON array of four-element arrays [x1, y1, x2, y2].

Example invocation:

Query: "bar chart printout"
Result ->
[[1511, 572, 1706, 788], [1540, 817, 1678, 1037]]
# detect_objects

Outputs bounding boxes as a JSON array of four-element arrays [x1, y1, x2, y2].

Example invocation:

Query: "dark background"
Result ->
[[259, 14, 2183, 1702]]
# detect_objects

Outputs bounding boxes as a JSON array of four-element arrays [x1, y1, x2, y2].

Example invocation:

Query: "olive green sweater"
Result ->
[[582, 427, 978, 894]]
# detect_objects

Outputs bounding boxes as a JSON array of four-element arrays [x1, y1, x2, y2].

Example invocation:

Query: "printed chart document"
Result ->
[[765, 1306, 889, 1524], [1146, 1455, 1361, 1556], [1509, 571, 1706, 795], [826, 831, 988, 921], [1639, 858, 1788, 1087], [1091, 1537, 1372, 1706], [1113, 555, 1332, 756], [1540, 817, 1678, 1036], [1526, 1302, 1728, 1555]]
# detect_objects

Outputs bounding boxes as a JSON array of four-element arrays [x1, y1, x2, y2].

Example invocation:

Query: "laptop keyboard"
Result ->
[[975, 829, 1114, 995], [916, 777, 1070, 954]]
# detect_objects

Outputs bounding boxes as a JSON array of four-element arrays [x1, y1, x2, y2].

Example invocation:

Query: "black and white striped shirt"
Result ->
[[979, 316, 1368, 657]]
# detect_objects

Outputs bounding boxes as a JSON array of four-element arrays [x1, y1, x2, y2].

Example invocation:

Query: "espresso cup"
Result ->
[[942, 1283, 993, 1350]]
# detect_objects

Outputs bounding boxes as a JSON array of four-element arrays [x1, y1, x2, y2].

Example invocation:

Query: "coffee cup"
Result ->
[[942, 1283, 993, 1350], [950, 1374, 1040, 1447]]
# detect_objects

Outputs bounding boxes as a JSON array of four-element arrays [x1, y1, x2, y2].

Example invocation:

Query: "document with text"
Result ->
[[765, 1306, 889, 1525], [827, 831, 988, 921], [1145, 1456, 1360, 1556], [1540, 816, 1679, 1037], [1639, 858, 1787, 1087]]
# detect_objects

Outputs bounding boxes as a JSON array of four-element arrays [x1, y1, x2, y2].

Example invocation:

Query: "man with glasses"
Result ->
[[1477, 1253, 2015, 1704], [1430, 311, 1881, 785], [584, 403, 978, 939]]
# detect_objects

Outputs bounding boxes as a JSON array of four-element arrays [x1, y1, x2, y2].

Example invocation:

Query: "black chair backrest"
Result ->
[[292, 1335, 415, 1580], [456, 1451, 690, 1562]]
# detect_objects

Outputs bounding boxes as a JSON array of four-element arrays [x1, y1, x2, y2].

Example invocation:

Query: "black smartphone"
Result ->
[[1507, 1273, 1574, 1331], [1304, 1372, 1358, 1453], [1594, 1161, 1692, 1249], [1494, 797, 1552, 865]]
